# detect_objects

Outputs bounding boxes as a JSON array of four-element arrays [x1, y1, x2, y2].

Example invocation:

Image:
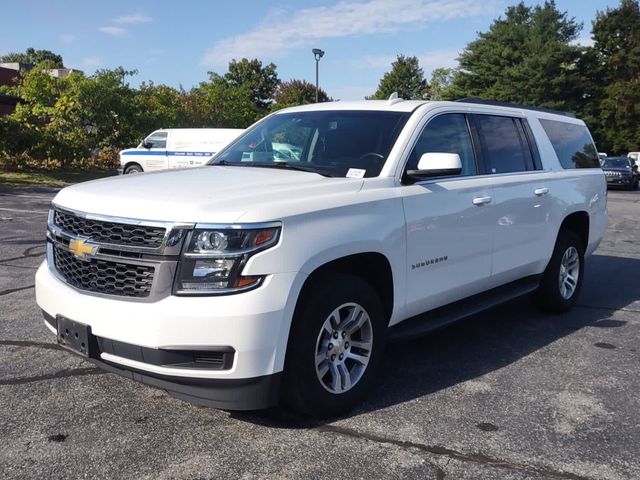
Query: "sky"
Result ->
[[0, 0, 618, 100]]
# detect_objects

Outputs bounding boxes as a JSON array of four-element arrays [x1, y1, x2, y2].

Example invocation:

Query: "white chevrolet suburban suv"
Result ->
[[35, 98, 607, 417]]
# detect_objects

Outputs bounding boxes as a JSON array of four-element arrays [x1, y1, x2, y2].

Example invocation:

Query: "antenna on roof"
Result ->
[[386, 92, 404, 106]]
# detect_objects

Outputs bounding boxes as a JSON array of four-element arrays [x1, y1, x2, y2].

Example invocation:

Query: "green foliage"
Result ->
[[0, 48, 64, 68], [272, 79, 330, 110], [589, 0, 640, 152], [0, 57, 281, 170], [190, 75, 262, 128], [427, 68, 457, 101], [219, 58, 279, 112], [369, 55, 428, 100], [452, 1, 584, 111]]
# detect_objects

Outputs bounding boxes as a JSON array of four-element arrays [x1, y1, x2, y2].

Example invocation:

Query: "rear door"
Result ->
[[401, 113, 495, 317], [471, 114, 554, 285]]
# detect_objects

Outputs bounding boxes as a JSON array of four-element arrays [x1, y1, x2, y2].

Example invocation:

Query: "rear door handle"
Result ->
[[534, 187, 549, 196], [472, 196, 492, 206]]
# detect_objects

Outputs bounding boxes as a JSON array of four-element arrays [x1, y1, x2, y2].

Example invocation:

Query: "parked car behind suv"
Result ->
[[602, 156, 639, 190], [36, 98, 607, 417]]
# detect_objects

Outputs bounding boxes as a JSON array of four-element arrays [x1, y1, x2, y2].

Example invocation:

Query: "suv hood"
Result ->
[[53, 166, 364, 223]]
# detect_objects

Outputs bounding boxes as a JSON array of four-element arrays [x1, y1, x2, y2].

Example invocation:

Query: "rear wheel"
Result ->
[[282, 273, 386, 417], [532, 230, 584, 313], [124, 164, 143, 174]]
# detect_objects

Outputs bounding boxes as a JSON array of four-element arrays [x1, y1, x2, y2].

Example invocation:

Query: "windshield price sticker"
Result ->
[[346, 168, 366, 178]]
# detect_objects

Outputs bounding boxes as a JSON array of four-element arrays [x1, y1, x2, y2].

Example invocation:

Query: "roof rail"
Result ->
[[455, 97, 575, 118]]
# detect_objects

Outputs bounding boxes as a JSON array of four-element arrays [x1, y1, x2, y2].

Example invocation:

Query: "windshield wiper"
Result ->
[[239, 162, 333, 177]]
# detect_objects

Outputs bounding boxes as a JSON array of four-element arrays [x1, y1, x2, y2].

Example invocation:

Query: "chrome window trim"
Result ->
[[409, 169, 553, 187]]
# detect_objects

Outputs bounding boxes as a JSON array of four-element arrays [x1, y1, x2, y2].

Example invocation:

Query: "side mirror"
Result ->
[[141, 140, 151, 149], [407, 153, 462, 180]]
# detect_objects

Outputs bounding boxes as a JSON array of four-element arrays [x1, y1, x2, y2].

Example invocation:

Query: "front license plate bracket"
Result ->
[[56, 316, 92, 357]]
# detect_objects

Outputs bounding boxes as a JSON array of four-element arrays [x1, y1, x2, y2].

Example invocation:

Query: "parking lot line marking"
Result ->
[[316, 424, 596, 480], [0, 193, 55, 200], [0, 284, 34, 296], [0, 207, 48, 215], [0, 367, 106, 386]]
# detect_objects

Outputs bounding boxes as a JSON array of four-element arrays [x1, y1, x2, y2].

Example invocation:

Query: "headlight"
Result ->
[[174, 224, 281, 295]]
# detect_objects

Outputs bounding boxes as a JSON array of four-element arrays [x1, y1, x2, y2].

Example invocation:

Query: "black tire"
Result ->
[[124, 164, 143, 174], [632, 179, 639, 191], [282, 273, 386, 418], [531, 229, 585, 313]]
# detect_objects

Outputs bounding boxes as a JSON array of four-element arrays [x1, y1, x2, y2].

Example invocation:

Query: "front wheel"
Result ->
[[124, 164, 143, 174], [282, 273, 386, 417], [531, 230, 584, 313]]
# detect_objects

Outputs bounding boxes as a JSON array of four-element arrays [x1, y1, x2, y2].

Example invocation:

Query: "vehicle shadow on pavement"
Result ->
[[232, 254, 639, 427]]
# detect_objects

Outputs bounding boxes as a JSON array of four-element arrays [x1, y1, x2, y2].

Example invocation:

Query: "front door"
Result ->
[[401, 113, 495, 318], [142, 131, 169, 171]]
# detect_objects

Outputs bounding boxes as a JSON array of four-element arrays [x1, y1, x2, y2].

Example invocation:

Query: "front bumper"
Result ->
[[43, 312, 281, 410], [36, 261, 305, 409], [605, 175, 634, 186]]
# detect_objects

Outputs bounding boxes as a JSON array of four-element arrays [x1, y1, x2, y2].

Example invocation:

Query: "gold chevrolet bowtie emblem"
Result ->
[[68, 239, 97, 259]]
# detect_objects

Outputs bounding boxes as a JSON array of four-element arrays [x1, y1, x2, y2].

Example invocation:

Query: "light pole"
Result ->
[[312, 48, 325, 103]]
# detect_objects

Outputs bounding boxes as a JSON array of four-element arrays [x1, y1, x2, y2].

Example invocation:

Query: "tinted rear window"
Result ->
[[475, 115, 528, 174], [539, 119, 599, 169]]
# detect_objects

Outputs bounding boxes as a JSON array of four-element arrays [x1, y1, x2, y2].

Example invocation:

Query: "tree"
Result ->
[[427, 68, 457, 100], [451, 2, 584, 111], [369, 55, 428, 100], [135, 82, 190, 132], [0, 48, 64, 68], [272, 79, 330, 109], [219, 58, 279, 112], [190, 75, 261, 128], [590, 0, 640, 152]]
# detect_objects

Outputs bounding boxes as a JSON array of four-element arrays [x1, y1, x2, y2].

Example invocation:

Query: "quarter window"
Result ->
[[539, 119, 600, 169], [474, 115, 528, 174], [407, 114, 477, 176]]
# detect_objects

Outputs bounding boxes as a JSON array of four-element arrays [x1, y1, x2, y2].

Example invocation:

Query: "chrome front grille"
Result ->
[[53, 208, 166, 249], [53, 245, 155, 297]]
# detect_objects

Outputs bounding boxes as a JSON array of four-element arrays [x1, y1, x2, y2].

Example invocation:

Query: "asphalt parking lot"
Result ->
[[0, 186, 638, 480]]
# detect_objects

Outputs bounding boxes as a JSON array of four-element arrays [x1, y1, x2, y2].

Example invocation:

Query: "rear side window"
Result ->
[[539, 119, 599, 169], [474, 115, 528, 174]]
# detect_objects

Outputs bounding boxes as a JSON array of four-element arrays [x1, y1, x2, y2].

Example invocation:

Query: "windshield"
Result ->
[[210, 110, 410, 178], [603, 158, 631, 168]]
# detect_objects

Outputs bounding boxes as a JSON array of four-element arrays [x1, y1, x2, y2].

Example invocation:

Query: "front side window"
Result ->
[[475, 115, 528, 174], [539, 119, 600, 169], [145, 132, 167, 149], [212, 111, 410, 178], [407, 113, 477, 176]]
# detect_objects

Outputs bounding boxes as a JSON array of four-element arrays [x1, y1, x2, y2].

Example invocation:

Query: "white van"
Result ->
[[118, 128, 244, 174], [628, 152, 639, 167]]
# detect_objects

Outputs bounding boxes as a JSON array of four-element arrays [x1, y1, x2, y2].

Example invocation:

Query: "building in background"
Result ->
[[0, 63, 83, 115], [0, 65, 20, 115]]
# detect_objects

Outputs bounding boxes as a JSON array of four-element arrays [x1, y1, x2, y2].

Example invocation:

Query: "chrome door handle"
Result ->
[[472, 196, 492, 206], [534, 187, 549, 196]]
